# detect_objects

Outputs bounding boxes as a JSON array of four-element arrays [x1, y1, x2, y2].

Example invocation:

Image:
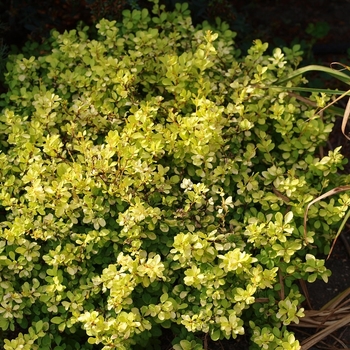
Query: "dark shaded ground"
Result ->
[[231, 0, 350, 54]]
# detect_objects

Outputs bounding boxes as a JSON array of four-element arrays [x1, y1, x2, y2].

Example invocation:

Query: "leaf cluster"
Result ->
[[0, 1, 348, 349]]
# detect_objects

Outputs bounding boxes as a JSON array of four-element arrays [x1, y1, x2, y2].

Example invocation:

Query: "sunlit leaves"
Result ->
[[0, 1, 346, 349]]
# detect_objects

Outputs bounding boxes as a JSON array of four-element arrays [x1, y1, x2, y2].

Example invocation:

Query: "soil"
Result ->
[[230, 0, 350, 54]]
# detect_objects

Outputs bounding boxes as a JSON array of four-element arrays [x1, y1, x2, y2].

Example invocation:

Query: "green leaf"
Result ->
[[162, 78, 173, 86], [51, 316, 63, 324], [35, 320, 44, 332], [160, 293, 168, 303], [87, 337, 96, 344], [41, 334, 52, 347], [57, 163, 69, 177], [210, 329, 221, 341], [58, 322, 66, 332], [277, 64, 350, 85], [0, 318, 9, 331]]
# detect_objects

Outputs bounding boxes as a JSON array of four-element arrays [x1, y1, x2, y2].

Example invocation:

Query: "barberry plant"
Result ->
[[0, 1, 348, 349]]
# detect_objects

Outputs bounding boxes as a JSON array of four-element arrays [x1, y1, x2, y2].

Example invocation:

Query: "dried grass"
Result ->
[[291, 287, 350, 349]]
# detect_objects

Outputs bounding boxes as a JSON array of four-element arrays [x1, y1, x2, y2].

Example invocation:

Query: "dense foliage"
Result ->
[[0, 1, 348, 349]]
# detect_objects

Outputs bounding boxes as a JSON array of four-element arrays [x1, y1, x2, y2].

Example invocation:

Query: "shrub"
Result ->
[[0, 1, 348, 349]]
